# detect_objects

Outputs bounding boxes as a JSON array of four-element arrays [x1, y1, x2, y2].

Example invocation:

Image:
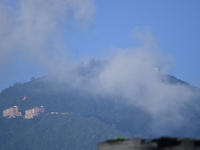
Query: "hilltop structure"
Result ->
[[3, 106, 21, 118], [98, 137, 200, 150], [25, 106, 44, 119]]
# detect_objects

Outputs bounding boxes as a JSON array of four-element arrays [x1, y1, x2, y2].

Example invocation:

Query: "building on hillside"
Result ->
[[98, 137, 200, 150], [25, 106, 44, 119], [3, 106, 21, 118]]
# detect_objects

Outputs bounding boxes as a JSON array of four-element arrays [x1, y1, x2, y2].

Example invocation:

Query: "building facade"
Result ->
[[25, 106, 44, 119], [98, 137, 200, 150], [3, 106, 21, 118]]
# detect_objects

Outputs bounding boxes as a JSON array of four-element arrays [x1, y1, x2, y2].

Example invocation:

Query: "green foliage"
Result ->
[[0, 115, 130, 150]]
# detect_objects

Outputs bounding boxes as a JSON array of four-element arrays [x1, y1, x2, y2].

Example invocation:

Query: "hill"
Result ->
[[0, 59, 200, 149]]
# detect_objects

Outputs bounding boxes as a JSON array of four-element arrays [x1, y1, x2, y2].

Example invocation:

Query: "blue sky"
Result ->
[[0, 0, 200, 91], [68, 0, 200, 86]]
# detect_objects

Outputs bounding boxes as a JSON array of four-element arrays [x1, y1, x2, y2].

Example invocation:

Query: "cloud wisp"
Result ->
[[0, 0, 96, 87]]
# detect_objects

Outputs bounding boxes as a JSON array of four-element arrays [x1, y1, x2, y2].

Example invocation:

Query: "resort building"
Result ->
[[3, 106, 21, 118], [25, 106, 44, 119]]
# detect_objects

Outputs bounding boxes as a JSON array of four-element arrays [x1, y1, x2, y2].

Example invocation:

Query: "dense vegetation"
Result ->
[[0, 115, 131, 150]]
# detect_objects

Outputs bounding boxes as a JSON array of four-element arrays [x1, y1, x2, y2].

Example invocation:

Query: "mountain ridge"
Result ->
[[0, 60, 200, 149]]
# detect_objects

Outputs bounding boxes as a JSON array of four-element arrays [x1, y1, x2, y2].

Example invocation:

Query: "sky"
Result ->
[[0, 0, 200, 92]]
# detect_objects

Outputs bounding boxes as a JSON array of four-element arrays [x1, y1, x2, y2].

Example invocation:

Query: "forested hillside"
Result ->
[[0, 115, 131, 150], [1, 60, 200, 150], [0, 76, 145, 149]]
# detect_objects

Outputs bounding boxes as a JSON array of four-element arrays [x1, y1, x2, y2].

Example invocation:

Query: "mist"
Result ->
[[0, 0, 199, 137], [85, 32, 198, 136], [43, 28, 199, 137]]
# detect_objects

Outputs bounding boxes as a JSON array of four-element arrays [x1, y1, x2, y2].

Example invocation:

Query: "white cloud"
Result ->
[[0, 0, 96, 74], [79, 28, 198, 136]]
